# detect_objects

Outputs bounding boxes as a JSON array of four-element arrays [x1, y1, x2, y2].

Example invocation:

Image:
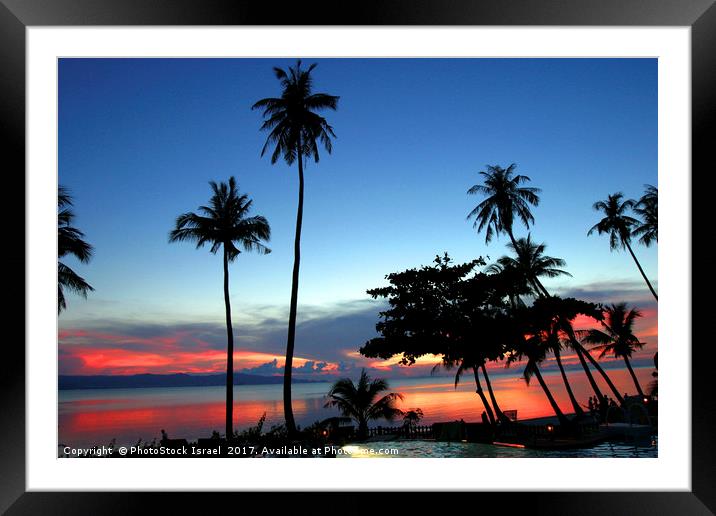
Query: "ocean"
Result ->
[[59, 366, 655, 448]]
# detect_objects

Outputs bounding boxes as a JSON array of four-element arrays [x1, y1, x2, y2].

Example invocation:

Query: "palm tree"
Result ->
[[169, 177, 271, 438], [253, 60, 339, 436], [58, 186, 94, 313], [537, 297, 612, 405], [403, 408, 424, 430], [480, 362, 508, 423], [632, 185, 658, 247], [495, 241, 623, 406], [581, 303, 646, 397], [324, 369, 404, 440], [438, 359, 497, 425], [507, 330, 571, 427], [484, 261, 529, 309], [588, 193, 657, 300], [543, 326, 584, 417], [466, 163, 541, 247], [492, 234, 571, 298], [472, 332, 513, 425]]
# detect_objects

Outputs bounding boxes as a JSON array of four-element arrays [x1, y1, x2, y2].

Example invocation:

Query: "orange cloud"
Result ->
[[60, 342, 336, 376]]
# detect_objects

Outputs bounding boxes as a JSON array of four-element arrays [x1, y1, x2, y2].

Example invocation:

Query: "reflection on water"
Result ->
[[59, 368, 655, 448], [59, 383, 338, 447]]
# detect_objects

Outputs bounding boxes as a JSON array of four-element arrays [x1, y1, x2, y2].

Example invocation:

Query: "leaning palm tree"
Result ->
[[253, 60, 339, 436], [507, 331, 571, 427], [169, 177, 271, 438], [495, 244, 627, 405], [491, 248, 614, 404], [581, 303, 646, 397], [632, 184, 658, 247], [436, 359, 497, 425], [58, 186, 94, 313], [324, 369, 404, 440], [588, 193, 657, 300], [544, 327, 584, 417], [467, 163, 541, 247]]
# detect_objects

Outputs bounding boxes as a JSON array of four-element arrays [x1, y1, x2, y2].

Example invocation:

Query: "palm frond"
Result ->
[[57, 186, 93, 312], [169, 177, 272, 261], [255, 60, 338, 167]]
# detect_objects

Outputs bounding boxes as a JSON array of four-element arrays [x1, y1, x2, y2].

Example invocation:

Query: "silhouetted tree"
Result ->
[[489, 234, 570, 298], [588, 193, 657, 300], [466, 163, 541, 247], [58, 186, 94, 313], [402, 408, 424, 430], [533, 296, 618, 405], [648, 352, 658, 397], [581, 303, 646, 397], [362, 254, 515, 424], [489, 239, 604, 413], [632, 184, 658, 247], [253, 61, 339, 436], [169, 177, 271, 437], [324, 369, 403, 440], [490, 243, 620, 405], [506, 305, 572, 426]]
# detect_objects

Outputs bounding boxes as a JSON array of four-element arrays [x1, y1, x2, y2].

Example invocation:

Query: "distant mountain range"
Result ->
[[58, 373, 316, 390]]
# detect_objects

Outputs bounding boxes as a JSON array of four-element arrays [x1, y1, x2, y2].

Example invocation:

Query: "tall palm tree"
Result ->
[[169, 177, 271, 438], [253, 61, 339, 436], [324, 369, 403, 440], [466, 163, 541, 247], [58, 186, 94, 313], [632, 185, 658, 247], [588, 193, 657, 300], [581, 303, 646, 397]]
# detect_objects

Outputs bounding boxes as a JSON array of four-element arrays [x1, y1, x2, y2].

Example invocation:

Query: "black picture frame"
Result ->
[[1, 1, 713, 513]]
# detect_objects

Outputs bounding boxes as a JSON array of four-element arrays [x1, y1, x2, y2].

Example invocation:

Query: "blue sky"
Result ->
[[58, 58, 658, 377]]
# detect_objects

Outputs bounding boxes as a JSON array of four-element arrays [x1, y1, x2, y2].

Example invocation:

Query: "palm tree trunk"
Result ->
[[507, 228, 519, 250], [575, 341, 625, 405], [473, 367, 496, 425], [624, 239, 658, 301], [560, 322, 604, 401], [535, 279, 606, 404], [531, 277, 550, 300], [554, 348, 583, 416], [283, 139, 304, 437], [624, 356, 645, 397], [358, 419, 368, 441], [480, 363, 508, 422], [223, 246, 234, 438], [532, 278, 585, 415], [572, 342, 604, 400], [530, 362, 570, 426]]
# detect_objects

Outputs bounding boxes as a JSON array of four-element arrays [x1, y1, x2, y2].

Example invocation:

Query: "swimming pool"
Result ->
[[338, 436, 657, 458]]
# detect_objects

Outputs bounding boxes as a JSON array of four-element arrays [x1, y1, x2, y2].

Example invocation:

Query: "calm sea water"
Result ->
[[59, 366, 656, 455]]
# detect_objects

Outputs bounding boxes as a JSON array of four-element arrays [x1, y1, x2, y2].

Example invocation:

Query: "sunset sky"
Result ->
[[58, 58, 658, 379]]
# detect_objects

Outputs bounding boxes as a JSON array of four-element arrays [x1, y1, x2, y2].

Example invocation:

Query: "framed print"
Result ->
[[1, 0, 714, 513]]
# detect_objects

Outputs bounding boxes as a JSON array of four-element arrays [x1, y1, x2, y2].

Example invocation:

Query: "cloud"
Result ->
[[555, 279, 657, 307], [58, 299, 386, 376], [58, 281, 657, 377]]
